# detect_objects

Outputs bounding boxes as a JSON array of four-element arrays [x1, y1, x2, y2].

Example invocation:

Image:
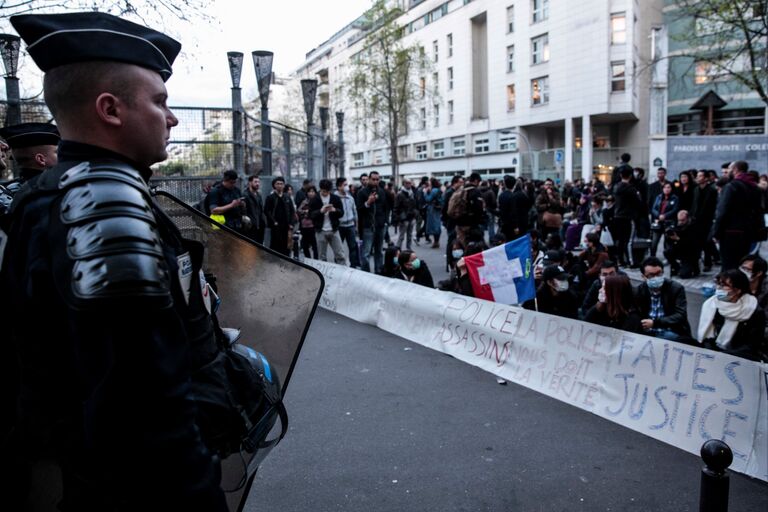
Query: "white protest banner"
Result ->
[[306, 260, 768, 482]]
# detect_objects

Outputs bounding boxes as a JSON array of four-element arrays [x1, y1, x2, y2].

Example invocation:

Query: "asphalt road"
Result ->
[[246, 308, 767, 512]]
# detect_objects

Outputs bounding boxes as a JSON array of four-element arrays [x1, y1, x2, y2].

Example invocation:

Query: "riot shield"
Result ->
[[153, 191, 324, 512]]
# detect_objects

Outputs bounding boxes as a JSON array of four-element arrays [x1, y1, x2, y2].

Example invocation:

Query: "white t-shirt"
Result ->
[[321, 194, 332, 232]]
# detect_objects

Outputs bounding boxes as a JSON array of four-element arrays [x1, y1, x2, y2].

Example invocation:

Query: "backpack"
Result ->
[[447, 187, 468, 219]]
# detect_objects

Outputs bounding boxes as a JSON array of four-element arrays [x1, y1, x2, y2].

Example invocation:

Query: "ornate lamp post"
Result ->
[[300, 78, 318, 182], [335, 111, 345, 177], [227, 51, 244, 176], [252, 50, 273, 177], [1, 34, 21, 128], [319, 106, 329, 179]]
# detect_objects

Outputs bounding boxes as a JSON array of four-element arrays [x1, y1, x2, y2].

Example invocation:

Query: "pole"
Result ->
[[284, 130, 292, 185], [699, 440, 732, 512], [306, 125, 314, 183], [336, 111, 345, 178], [4, 76, 20, 126], [261, 107, 272, 176], [231, 87, 244, 176]]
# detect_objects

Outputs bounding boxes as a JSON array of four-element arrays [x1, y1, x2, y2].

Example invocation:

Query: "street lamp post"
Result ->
[[319, 106, 329, 179], [300, 79, 318, 182], [335, 111, 345, 177], [227, 51, 244, 176], [252, 51, 273, 177], [1, 33, 21, 128]]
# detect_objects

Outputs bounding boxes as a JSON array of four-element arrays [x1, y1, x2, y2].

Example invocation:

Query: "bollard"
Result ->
[[699, 439, 733, 512]]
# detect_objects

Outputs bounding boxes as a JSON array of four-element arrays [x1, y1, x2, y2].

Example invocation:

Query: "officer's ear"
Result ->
[[94, 92, 124, 128]]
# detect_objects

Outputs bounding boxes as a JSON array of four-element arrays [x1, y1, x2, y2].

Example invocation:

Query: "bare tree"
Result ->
[[670, 0, 768, 106], [346, 0, 431, 184]]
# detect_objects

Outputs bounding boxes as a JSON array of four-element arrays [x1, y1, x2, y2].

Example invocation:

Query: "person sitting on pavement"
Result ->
[[451, 240, 489, 296], [739, 254, 768, 343], [584, 275, 643, 334], [698, 269, 767, 362], [396, 249, 434, 288], [635, 257, 693, 342], [576, 232, 609, 289], [380, 246, 401, 278], [523, 264, 579, 319], [581, 259, 625, 318], [663, 210, 700, 278]]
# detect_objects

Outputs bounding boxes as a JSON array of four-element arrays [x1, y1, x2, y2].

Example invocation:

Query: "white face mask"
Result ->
[[598, 287, 607, 303], [553, 279, 569, 292], [343, 184, 350, 193], [740, 267, 753, 281]]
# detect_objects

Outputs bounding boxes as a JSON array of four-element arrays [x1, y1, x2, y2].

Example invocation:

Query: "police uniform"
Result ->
[[0, 122, 60, 186], [1, 13, 227, 511]]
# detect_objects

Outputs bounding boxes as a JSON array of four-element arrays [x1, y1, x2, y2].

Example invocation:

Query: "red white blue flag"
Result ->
[[463, 234, 536, 305]]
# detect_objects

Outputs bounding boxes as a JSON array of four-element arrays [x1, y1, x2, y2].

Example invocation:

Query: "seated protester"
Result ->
[[576, 232, 609, 287], [584, 275, 643, 334], [397, 250, 435, 288], [635, 257, 693, 342], [534, 249, 564, 284], [581, 260, 624, 317], [453, 241, 489, 296], [544, 232, 563, 252], [662, 210, 700, 278], [523, 265, 579, 319], [740, 255, 768, 343], [438, 240, 466, 292], [529, 229, 545, 254], [698, 269, 767, 362], [379, 246, 401, 278]]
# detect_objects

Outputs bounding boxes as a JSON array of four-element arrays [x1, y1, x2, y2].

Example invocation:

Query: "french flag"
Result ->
[[463, 234, 536, 305]]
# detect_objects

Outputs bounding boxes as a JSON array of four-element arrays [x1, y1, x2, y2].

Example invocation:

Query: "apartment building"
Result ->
[[294, 0, 663, 183]]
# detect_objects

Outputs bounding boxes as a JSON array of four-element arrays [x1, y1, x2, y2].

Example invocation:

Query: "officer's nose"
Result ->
[[167, 109, 179, 128]]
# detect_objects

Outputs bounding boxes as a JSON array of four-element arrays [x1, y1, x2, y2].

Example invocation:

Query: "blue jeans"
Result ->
[[361, 225, 385, 273], [338, 225, 360, 268]]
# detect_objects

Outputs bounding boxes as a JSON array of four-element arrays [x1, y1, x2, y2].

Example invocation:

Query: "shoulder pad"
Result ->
[[58, 161, 149, 193], [60, 180, 155, 225], [72, 252, 171, 301], [67, 216, 164, 260]]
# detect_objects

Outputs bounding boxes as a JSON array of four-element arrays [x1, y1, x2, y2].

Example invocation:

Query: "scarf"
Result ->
[[697, 294, 757, 349]]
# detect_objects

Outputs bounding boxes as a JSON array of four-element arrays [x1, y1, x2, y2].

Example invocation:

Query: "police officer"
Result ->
[[0, 122, 60, 188], [1, 12, 227, 511]]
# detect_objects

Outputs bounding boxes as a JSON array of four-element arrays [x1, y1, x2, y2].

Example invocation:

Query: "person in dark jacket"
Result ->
[[394, 179, 419, 250], [647, 167, 670, 211], [380, 246, 401, 278], [650, 182, 679, 258], [611, 166, 641, 266], [523, 265, 579, 319], [243, 174, 267, 244], [585, 275, 643, 333], [0, 12, 227, 510], [208, 169, 245, 231], [442, 175, 465, 270], [576, 232, 609, 287], [711, 161, 764, 270], [499, 176, 532, 241], [635, 257, 693, 342], [611, 152, 633, 186], [664, 210, 700, 278], [674, 170, 695, 212], [698, 269, 766, 362], [309, 178, 345, 264], [265, 176, 296, 256], [690, 170, 719, 271], [356, 171, 389, 273], [396, 250, 434, 288], [581, 260, 624, 317], [454, 172, 486, 245]]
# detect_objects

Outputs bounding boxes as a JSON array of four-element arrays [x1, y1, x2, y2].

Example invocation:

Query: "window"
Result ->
[[420, 107, 426, 129], [433, 141, 445, 158], [452, 137, 466, 156], [531, 76, 549, 105], [532, 0, 548, 23], [448, 67, 454, 89], [416, 143, 428, 160], [531, 34, 549, 64], [448, 100, 454, 124], [506, 45, 515, 72], [499, 130, 518, 151], [447, 33, 453, 57], [507, 5, 515, 33], [506, 84, 516, 111], [611, 61, 626, 92], [433, 40, 439, 62], [474, 136, 490, 154], [398, 144, 410, 160], [419, 76, 426, 98], [373, 149, 384, 165], [611, 13, 626, 44], [352, 152, 364, 168], [433, 72, 439, 94], [372, 120, 380, 138], [434, 104, 440, 127]]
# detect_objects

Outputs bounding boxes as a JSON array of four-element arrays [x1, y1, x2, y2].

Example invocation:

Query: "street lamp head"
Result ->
[[300, 78, 318, 125], [226, 51, 244, 89], [0, 34, 21, 78], [319, 106, 329, 131], [252, 50, 273, 108], [335, 111, 344, 130]]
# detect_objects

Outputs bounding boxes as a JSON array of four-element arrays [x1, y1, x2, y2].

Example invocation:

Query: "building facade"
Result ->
[[294, 0, 663, 183]]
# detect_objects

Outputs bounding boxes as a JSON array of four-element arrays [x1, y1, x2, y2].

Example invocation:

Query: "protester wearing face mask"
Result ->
[[584, 275, 643, 333], [698, 270, 767, 362], [444, 240, 487, 296], [380, 246, 401, 278], [739, 254, 768, 343], [397, 250, 434, 288], [523, 265, 579, 319], [635, 257, 693, 342], [580, 260, 625, 318]]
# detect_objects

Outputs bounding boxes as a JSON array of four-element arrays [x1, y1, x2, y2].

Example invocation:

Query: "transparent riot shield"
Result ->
[[154, 191, 324, 512]]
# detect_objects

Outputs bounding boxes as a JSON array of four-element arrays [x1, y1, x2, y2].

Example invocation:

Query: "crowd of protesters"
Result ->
[[200, 154, 767, 362]]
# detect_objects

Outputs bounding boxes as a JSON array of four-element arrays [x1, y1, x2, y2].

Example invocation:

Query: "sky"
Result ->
[[3, 0, 372, 108], [163, 0, 372, 107]]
